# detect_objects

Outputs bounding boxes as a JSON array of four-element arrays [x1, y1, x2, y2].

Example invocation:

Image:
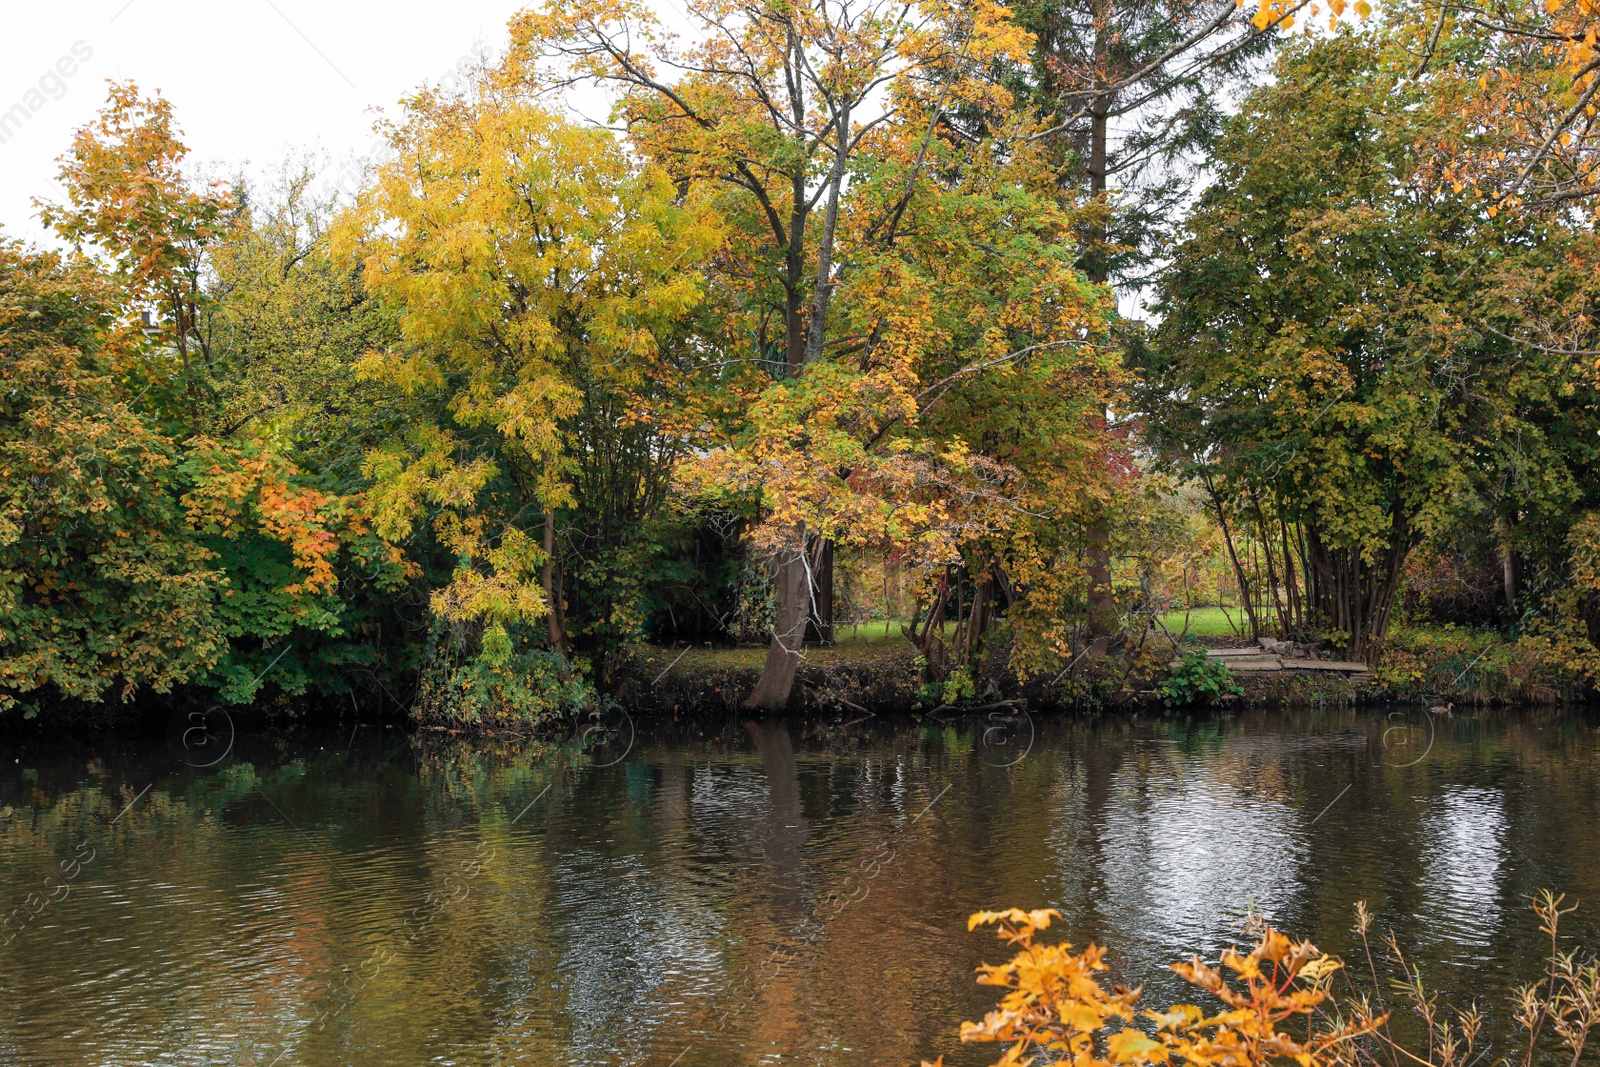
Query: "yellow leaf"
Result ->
[[1110, 1028, 1168, 1063], [1298, 955, 1344, 981], [1146, 1005, 1204, 1030], [1063, 1004, 1111, 1031]]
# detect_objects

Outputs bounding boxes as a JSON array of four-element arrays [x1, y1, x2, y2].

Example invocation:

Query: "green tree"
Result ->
[[1145, 31, 1600, 661]]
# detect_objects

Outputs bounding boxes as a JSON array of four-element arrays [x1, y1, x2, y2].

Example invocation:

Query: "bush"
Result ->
[[1374, 621, 1597, 703], [1155, 646, 1243, 707], [416, 624, 598, 730]]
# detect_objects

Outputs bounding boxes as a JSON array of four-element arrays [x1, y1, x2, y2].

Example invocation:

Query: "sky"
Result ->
[[0, 0, 554, 246]]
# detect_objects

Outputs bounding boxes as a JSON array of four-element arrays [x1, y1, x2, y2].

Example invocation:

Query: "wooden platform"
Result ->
[[1177, 648, 1372, 684]]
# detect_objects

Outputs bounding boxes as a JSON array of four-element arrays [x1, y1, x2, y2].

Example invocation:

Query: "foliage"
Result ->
[[415, 633, 598, 731], [36, 81, 235, 418], [0, 242, 222, 712], [949, 895, 1600, 1067], [334, 67, 721, 670], [179, 437, 410, 701], [943, 908, 1372, 1067], [1143, 30, 1600, 665], [10, 1, 1600, 719], [203, 168, 400, 459], [1157, 647, 1245, 708], [516, 0, 1124, 708], [1005, 0, 1281, 287]]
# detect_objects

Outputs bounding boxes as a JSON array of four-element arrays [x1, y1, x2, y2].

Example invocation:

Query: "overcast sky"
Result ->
[[0, 0, 557, 246]]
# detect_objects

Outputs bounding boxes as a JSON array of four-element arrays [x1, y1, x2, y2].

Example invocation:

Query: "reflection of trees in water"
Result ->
[[3, 712, 1600, 1065], [745, 718, 809, 917]]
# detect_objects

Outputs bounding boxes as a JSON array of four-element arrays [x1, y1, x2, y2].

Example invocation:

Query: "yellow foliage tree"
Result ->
[[333, 68, 720, 660], [516, 0, 1121, 707]]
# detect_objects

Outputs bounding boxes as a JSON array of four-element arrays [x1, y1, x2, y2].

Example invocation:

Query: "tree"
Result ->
[[36, 81, 235, 424], [1145, 31, 1600, 661], [1005, 0, 1358, 653], [7, 85, 412, 713], [515, 0, 1122, 708], [204, 168, 401, 459], [334, 68, 721, 696], [0, 241, 222, 713]]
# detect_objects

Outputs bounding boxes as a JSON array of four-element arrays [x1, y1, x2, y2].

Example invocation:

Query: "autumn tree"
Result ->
[[3, 85, 410, 713], [37, 81, 235, 423], [515, 0, 1123, 708], [333, 65, 721, 712], [0, 241, 222, 713]]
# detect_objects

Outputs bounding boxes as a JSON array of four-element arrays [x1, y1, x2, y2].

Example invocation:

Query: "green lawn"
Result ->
[[641, 611, 1256, 677], [831, 621, 910, 645], [1157, 605, 1258, 638]]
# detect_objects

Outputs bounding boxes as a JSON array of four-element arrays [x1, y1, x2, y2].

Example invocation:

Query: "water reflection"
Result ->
[[0, 710, 1597, 1066], [1416, 786, 1508, 957], [1098, 752, 1307, 963]]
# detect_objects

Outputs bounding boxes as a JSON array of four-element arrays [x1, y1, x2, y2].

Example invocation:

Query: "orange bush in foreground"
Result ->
[[931, 908, 1377, 1067]]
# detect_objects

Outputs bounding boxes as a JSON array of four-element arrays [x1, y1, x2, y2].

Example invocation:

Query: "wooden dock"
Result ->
[[1186, 646, 1372, 684]]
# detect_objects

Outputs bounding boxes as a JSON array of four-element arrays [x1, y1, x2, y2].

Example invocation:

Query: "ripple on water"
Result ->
[[2, 711, 1598, 1066]]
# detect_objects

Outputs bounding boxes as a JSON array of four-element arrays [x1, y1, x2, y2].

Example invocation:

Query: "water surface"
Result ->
[[2, 706, 1596, 1065]]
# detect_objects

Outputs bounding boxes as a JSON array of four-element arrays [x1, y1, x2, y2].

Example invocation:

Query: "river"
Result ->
[[2, 706, 1596, 1065]]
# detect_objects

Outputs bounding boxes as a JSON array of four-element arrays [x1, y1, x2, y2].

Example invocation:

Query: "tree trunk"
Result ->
[[1496, 514, 1519, 612], [543, 507, 566, 655], [744, 91, 819, 708], [1305, 514, 1411, 663], [1202, 470, 1262, 640], [966, 571, 992, 663], [1085, 523, 1116, 656], [743, 533, 811, 711], [807, 537, 834, 644], [805, 101, 850, 364], [1083, 93, 1117, 656]]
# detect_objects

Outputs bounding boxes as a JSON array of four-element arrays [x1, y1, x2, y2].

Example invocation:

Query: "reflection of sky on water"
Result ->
[[5, 716, 1598, 1067], [554, 848, 727, 1062], [1090, 746, 1307, 972], [1415, 786, 1507, 957]]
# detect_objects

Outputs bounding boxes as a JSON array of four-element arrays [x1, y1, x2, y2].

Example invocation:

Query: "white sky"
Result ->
[[0, 0, 548, 246]]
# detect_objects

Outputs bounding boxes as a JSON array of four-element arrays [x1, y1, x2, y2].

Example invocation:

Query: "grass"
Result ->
[[1157, 605, 1260, 638], [643, 611, 1258, 677], [636, 619, 920, 674]]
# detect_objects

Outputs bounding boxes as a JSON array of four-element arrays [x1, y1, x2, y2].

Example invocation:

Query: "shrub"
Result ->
[[934, 908, 1372, 1067], [940, 894, 1600, 1067], [416, 624, 597, 730], [1156, 647, 1244, 708]]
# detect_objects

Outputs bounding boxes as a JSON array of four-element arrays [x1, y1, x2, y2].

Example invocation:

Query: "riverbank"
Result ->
[[611, 617, 1596, 715], [8, 617, 1589, 738]]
